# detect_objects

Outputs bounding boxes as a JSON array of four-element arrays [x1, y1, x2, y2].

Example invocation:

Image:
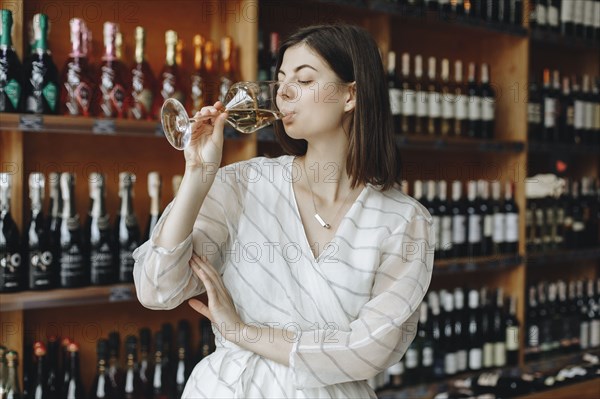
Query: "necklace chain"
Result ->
[[301, 157, 355, 229]]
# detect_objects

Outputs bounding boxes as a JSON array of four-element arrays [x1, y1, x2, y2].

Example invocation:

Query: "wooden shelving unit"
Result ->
[[1, 0, 598, 397]]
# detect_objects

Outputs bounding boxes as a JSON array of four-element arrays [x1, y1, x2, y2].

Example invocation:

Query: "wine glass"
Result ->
[[161, 81, 285, 150]]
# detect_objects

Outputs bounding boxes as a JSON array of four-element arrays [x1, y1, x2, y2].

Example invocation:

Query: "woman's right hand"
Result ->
[[184, 101, 228, 171]]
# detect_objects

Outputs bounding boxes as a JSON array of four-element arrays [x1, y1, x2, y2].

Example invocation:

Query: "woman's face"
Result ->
[[275, 43, 355, 140]]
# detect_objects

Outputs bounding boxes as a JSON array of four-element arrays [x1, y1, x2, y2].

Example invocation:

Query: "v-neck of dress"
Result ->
[[287, 155, 370, 264]]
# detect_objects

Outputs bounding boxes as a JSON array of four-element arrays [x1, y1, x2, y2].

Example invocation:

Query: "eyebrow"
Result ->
[[277, 64, 318, 76]]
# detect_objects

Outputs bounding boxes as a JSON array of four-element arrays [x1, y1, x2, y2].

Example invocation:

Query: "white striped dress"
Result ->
[[133, 154, 435, 398]]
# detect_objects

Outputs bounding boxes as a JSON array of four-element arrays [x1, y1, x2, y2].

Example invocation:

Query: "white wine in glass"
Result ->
[[161, 81, 284, 150]]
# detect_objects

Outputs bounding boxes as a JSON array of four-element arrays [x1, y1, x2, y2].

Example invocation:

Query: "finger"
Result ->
[[192, 255, 227, 296], [197, 267, 219, 305], [214, 101, 225, 111], [212, 112, 227, 144], [188, 298, 213, 321]]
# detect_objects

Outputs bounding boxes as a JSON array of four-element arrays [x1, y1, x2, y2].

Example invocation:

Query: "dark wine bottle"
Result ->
[[477, 180, 493, 256], [46, 173, 61, 285], [387, 51, 402, 133], [453, 287, 468, 373], [88, 173, 115, 285], [466, 62, 481, 139], [197, 318, 216, 364], [560, 0, 575, 35], [428, 292, 445, 379], [503, 181, 519, 254], [145, 172, 162, 241], [414, 55, 427, 135], [59, 173, 88, 288], [492, 288, 507, 368], [4, 350, 21, 399], [453, 60, 468, 137], [527, 75, 542, 142], [108, 331, 125, 396], [451, 180, 467, 258], [467, 288, 484, 371], [525, 286, 540, 361], [31, 341, 49, 399], [23, 13, 59, 114], [466, 180, 482, 258], [95, 22, 129, 118], [440, 58, 453, 136], [400, 52, 416, 135], [90, 339, 115, 399], [62, 342, 85, 399], [437, 181, 453, 260], [559, 76, 575, 143], [0, 172, 23, 292], [441, 290, 457, 376], [152, 331, 170, 399], [175, 320, 192, 398], [138, 328, 153, 399], [115, 172, 140, 283], [541, 68, 556, 142], [45, 337, 60, 397], [123, 336, 144, 399], [480, 287, 495, 370], [26, 173, 55, 290], [491, 181, 505, 255], [426, 57, 441, 135], [480, 63, 495, 139], [0, 9, 24, 113]]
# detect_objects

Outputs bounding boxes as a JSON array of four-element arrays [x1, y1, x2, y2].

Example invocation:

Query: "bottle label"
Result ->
[[528, 325, 539, 348], [560, 1, 573, 23], [468, 347, 482, 370], [442, 92, 455, 119], [494, 342, 506, 367], [505, 213, 519, 243], [595, 1, 600, 28], [119, 247, 136, 281], [422, 346, 433, 367], [506, 326, 519, 351], [574, 100, 585, 129], [468, 214, 482, 243], [433, 215, 441, 251], [405, 347, 419, 369], [0, 252, 22, 288], [544, 98, 556, 128], [428, 91, 441, 118], [468, 96, 481, 121], [455, 94, 468, 120], [536, 4, 547, 25], [111, 84, 127, 116], [483, 343, 494, 368], [573, 1, 584, 23], [584, 1, 595, 26], [584, 102, 594, 130], [566, 105, 575, 127], [416, 91, 428, 117], [91, 246, 114, 275], [441, 216, 453, 250], [29, 250, 54, 287], [5, 79, 21, 109], [590, 320, 600, 347], [580, 321, 589, 349], [403, 89, 416, 116], [484, 214, 493, 238], [43, 82, 58, 112], [389, 88, 402, 116], [481, 97, 495, 121], [452, 214, 466, 244], [547, 6, 559, 26], [131, 87, 154, 120], [456, 350, 467, 372], [493, 213, 505, 243], [572, 221, 585, 232], [528, 102, 542, 124], [444, 352, 457, 375], [595, 103, 600, 130], [60, 244, 85, 278]]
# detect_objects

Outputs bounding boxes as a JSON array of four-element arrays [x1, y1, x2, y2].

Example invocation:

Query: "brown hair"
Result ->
[[273, 24, 402, 191]]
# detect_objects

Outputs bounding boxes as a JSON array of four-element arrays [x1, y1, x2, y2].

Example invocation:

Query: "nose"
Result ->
[[277, 81, 299, 102]]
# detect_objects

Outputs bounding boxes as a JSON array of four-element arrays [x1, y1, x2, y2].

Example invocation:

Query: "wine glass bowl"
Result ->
[[160, 81, 284, 150]]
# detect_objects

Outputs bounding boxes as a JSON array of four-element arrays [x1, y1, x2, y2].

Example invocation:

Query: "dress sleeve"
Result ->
[[132, 164, 245, 310], [288, 213, 435, 389]]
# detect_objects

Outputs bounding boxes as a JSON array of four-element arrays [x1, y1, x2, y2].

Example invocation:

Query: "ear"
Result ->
[[343, 82, 357, 113]]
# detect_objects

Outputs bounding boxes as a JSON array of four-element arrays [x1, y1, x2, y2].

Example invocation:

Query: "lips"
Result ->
[[281, 110, 295, 123]]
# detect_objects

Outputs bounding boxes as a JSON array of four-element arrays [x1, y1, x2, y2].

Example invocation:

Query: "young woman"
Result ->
[[133, 24, 434, 398]]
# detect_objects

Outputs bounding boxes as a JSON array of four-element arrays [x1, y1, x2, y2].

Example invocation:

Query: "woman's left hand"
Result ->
[[188, 253, 245, 341]]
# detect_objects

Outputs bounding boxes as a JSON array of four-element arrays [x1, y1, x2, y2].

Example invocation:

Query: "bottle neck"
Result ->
[[120, 186, 134, 217], [0, 20, 12, 47], [166, 43, 176, 66], [135, 38, 145, 64]]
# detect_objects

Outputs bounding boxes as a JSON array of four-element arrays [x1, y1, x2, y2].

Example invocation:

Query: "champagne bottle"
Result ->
[[90, 339, 114, 399], [0, 173, 23, 292], [218, 36, 235, 103], [153, 30, 185, 119], [115, 172, 140, 283], [197, 318, 215, 364], [59, 173, 88, 288], [123, 336, 144, 399], [95, 22, 129, 118], [46, 337, 60, 397], [152, 332, 170, 399], [175, 320, 192, 398], [26, 173, 55, 290], [108, 331, 125, 395], [31, 341, 49, 399], [60, 18, 94, 116], [4, 351, 21, 399], [129, 27, 156, 121], [88, 173, 115, 285], [138, 328, 152, 398], [23, 14, 59, 114], [145, 172, 162, 241], [189, 34, 206, 115], [62, 343, 85, 399], [0, 9, 24, 113]]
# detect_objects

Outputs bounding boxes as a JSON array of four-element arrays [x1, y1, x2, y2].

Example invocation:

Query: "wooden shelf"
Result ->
[[528, 141, 600, 154], [527, 247, 600, 267], [434, 254, 522, 274], [515, 378, 600, 399], [531, 29, 600, 51], [395, 135, 526, 153], [0, 284, 136, 312], [0, 113, 248, 140]]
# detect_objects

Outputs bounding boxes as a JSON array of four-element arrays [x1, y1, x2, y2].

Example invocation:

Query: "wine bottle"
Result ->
[[257, 30, 269, 81], [4, 351, 21, 399], [189, 34, 206, 116], [153, 30, 185, 119], [453, 287, 468, 373], [536, 0, 548, 29], [570, 180, 585, 249], [440, 58, 453, 136], [551, 70, 562, 142], [60, 18, 94, 117], [145, 172, 162, 241], [418, 301, 435, 384], [197, 318, 215, 363], [123, 336, 144, 399], [492, 288, 506, 368], [581, 177, 594, 248], [560, 0, 575, 35], [547, 0, 560, 31], [451, 180, 467, 258], [582, 75, 594, 145], [414, 55, 427, 135], [441, 290, 457, 376], [528, 75, 542, 142], [480, 63, 495, 139], [26, 173, 55, 290], [129, 26, 156, 121], [480, 287, 495, 370], [218, 36, 235, 104], [541, 69, 556, 142], [560, 76, 575, 143], [0, 172, 23, 292], [400, 52, 416, 134], [490, 181, 505, 255], [503, 181, 519, 254], [108, 331, 125, 395], [90, 339, 114, 399], [23, 13, 59, 114], [152, 332, 170, 399], [595, 1, 600, 41], [62, 342, 85, 399], [567, 280, 582, 352], [31, 341, 49, 399], [0, 9, 24, 113], [453, 60, 468, 137], [428, 292, 445, 379], [557, 281, 572, 354], [403, 315, 420, 385], [45, 337, 60, 397], [387, 51, 402, 133], [95, 22, 129, 118], [138, 328, 152, 398], [426, 57, 441, 135], [583, 0, 596, 40], [467, 62, 481, 138], [115, 172, 140, 283], [426, 181, 442, 257], [525, 286, 541, 361], [437, 180, 453, 260], [477, 180, 493, 256], [269, 32, 280, 81], [88, 173, 115, 285], [0, 345, 7, 394], [46, 173, 62, 278], [588, 279, 600, 348], [467, 289, 484, 371], [59, 173, 88, 288], [466, 180, 482, 258], [175, 320, 192, 398], [511, 0, 524, 26]]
